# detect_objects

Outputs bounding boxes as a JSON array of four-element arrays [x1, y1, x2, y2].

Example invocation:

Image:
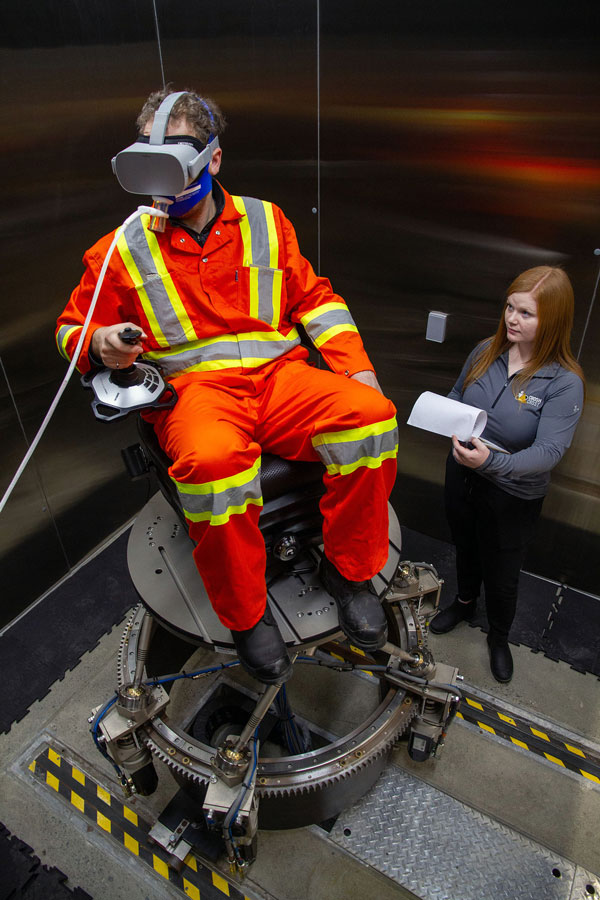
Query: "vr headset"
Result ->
[[111, 91, 220, 196]]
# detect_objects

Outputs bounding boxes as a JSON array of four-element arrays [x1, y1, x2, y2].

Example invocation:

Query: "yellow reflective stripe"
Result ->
[[117, 225, 168, 347], [146, 333, 237, 360], [185, 496, 263, 526], [58, 325, 81, 359], [323, 447, 398, 476], [300, 301, 350, 326], [174, 457, 261, 496], [233, 195, 252, 265], [166, 358, 246, 373], [146, 328, 299, 360], [313, 416, 397, 449], [163, 357, 271, 374], [144, 225, 198, 341], [264, 200, 279, 268], [313, 322, 359, 348], [249, 265, 259, 318], [271, 267, 283, 329]]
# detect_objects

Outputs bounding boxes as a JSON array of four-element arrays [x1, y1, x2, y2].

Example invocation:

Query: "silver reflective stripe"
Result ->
[[256, 266, 280, 323], [302, 306, 357, 344], [145, 332, 301, 376], [315, 423, 399, 469], [242, 196, 272, 267], [124, 217, 188, 344], [56, 324, 80, 359], [174, 467, 263, 525]]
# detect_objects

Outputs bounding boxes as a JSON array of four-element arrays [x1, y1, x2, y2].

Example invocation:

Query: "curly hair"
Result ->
[[136, 87, 227, 144]]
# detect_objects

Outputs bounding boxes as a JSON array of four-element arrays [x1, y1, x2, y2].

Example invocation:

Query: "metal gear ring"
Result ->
[[117, 604, 418, 829]]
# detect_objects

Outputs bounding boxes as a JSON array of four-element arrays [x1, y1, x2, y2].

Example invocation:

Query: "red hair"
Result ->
[[464, 266, 584, 394]]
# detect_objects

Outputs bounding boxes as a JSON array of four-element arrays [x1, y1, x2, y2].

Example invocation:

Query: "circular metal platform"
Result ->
[[127, 491, 402, 652]]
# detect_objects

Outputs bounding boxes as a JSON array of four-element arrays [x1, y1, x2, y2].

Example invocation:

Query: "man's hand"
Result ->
[[351, 370, 383, 394], [91, 323, 147, 369], [451, 434, 490, 469]]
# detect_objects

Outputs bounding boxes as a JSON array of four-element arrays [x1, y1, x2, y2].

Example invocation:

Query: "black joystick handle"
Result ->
[[110, 327, 144, 386], [118, 327, 143, 345]]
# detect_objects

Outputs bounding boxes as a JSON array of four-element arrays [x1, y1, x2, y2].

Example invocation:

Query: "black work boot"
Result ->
[[231, 604, 293, 685], [430, 595, 477, 635], [487, 632, 513, 683], [319, 556, 388, 651]]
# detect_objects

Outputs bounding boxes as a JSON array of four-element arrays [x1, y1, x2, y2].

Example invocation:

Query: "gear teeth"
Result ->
[[115, 598, 424, 808], [117, 605, 142, 687], [142, 700, 416, 800], [254, 718, 414, 799]]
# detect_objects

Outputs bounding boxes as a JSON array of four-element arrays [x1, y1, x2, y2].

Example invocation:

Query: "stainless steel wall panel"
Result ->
[[1, 1, 599, 626], [319, 25, 600, 591], [0, 23, 167, 624]]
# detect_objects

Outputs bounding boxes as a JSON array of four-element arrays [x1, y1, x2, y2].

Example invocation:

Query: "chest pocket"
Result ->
[[237, 264, 284, 329], [232, 195, 284, 329]]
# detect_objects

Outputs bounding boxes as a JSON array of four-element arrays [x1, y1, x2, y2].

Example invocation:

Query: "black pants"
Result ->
[[444, 454, 544, 642]]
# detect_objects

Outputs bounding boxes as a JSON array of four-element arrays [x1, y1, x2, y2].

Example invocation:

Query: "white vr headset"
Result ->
[[111, 91, 219, 196]]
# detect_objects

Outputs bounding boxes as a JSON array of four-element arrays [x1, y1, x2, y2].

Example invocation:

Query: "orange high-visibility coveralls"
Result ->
[[57, 186, 398, 630]]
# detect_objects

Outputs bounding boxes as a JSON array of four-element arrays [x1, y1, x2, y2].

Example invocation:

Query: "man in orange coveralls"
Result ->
[[57, 89, 399, 685]]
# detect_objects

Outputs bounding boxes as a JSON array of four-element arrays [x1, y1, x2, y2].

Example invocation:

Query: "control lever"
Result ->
[[81, 326, 178, 421]]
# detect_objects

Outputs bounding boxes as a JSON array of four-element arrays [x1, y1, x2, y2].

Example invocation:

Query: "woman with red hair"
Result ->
[[430, 266, 585, 683]]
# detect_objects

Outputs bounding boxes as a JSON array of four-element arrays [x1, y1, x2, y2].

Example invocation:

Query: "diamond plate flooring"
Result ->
[[329, 765, 600, 900]]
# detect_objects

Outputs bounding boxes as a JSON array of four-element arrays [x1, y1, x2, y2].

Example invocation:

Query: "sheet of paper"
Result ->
[[407, 391, 487, 441]]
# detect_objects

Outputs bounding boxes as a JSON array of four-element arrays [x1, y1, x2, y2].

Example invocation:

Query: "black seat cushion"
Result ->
[[137, 417, 324, 506]]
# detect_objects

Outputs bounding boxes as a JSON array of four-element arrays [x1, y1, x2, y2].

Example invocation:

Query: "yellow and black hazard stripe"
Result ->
[[458, 690, 600, 786], [27, 744, 254, 900]]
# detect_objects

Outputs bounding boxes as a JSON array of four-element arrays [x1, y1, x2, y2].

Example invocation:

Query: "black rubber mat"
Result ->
[[401, 525, 600, 677], [0, 822, 92, 899], [0, 528, 139, 735]]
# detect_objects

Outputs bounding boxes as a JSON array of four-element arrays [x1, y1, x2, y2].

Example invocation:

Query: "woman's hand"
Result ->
[[452, 435, 490, 469]]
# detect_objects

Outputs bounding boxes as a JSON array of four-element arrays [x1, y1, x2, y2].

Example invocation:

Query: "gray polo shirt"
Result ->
[[449, 342, 584, 499]]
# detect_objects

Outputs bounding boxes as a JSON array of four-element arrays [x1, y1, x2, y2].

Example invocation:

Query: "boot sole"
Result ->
[[237, 656, 294, 685]]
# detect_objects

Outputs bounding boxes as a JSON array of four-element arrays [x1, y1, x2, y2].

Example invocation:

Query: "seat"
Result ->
[[130, 416, 326, 564]]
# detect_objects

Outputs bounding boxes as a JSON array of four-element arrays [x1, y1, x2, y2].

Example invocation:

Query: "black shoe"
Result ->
[[231, 605, 293, 685], [430, 596, 477, 635], [319, 556, 388, 651], [487, 634, 513, 683]]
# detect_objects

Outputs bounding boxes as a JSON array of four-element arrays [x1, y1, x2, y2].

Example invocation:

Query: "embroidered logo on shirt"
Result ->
[[517, 392, 542, 408], [573, 404, 580, 414]]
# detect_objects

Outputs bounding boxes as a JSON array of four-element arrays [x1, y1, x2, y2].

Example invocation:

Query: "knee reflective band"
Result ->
[[172, 457, 263, 526], [312, 416, 399, 476]]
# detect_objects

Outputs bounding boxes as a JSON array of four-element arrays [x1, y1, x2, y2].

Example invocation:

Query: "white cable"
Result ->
[[0, 205, 167, 516]]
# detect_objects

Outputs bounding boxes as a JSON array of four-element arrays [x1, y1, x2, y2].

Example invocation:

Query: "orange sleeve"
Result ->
[[55, 232, 128, 374], [277, 209, 375, 377]]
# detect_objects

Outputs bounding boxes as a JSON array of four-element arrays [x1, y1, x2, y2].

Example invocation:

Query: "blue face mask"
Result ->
[[166, 166, 213, 217]]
